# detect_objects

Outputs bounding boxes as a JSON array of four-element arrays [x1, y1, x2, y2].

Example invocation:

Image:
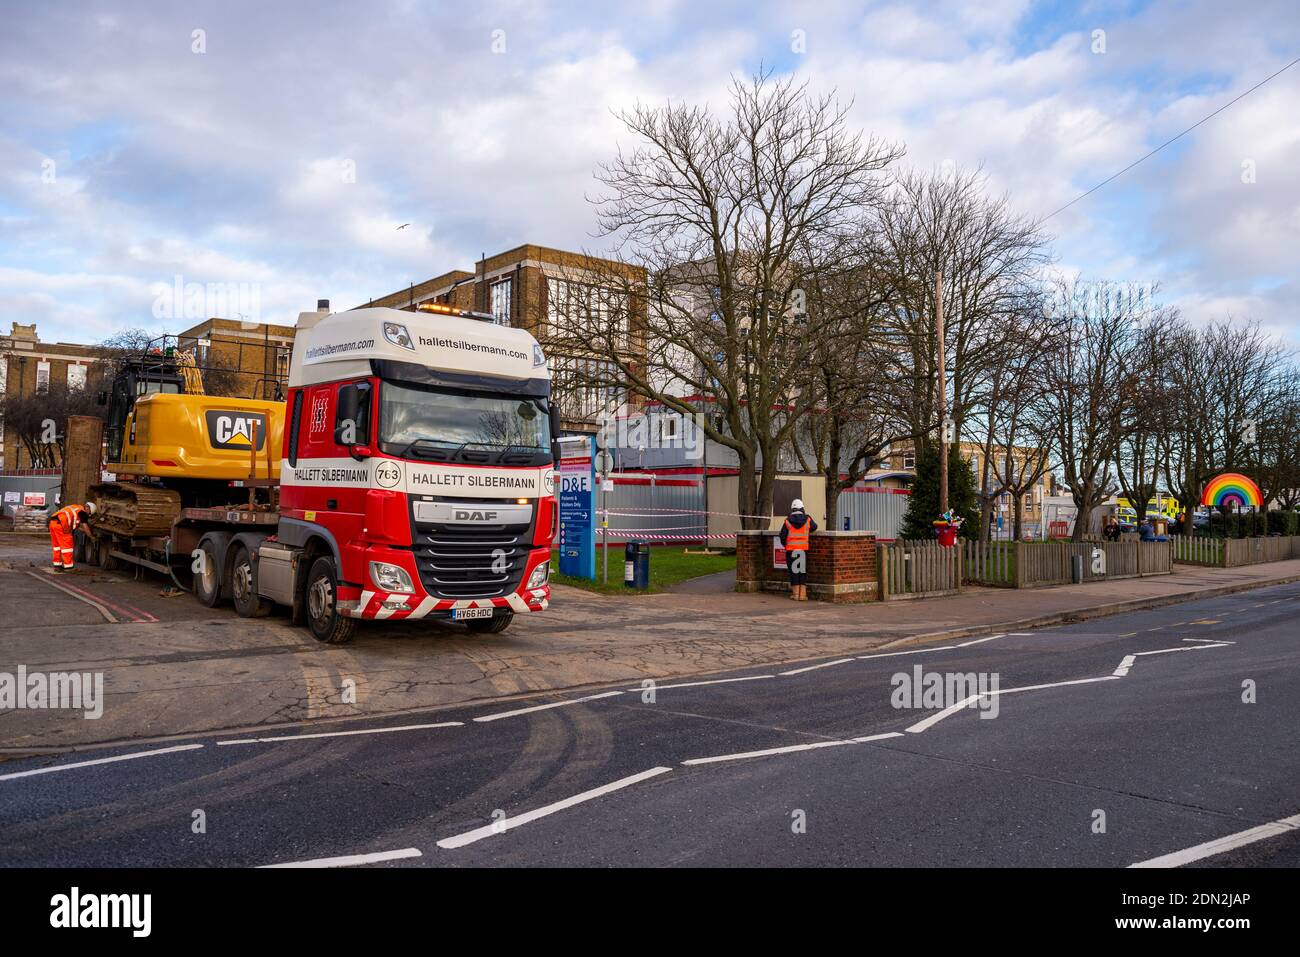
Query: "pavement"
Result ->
[[1, 580, 1296, 867], [3, 529, 1300, 755]]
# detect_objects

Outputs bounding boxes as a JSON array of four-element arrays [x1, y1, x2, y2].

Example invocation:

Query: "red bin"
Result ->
[[936, 526, 958, 547]]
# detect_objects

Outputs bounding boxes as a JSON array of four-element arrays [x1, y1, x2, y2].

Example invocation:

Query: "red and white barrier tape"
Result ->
[[603, 530, 739, 540], [601, 507, 773, 520]]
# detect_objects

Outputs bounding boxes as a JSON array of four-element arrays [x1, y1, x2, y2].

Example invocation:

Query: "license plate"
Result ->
[[452, 607, 493, 620]]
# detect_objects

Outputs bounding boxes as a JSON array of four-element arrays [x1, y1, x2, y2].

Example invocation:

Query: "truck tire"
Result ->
[[230, 544, 273, 618], [304, 556, 356, 644], [193, 539, 224, 608], [96, 537, 120, 572], [466, 611, 513, 634]]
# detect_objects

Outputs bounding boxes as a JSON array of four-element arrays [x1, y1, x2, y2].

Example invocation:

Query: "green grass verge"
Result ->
[[550, 545, 736, 595]]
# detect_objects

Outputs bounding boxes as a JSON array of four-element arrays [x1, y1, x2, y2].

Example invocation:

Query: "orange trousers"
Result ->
[[49, 520, 74, 568]]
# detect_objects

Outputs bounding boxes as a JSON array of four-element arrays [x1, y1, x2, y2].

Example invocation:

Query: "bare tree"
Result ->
[[1111, 306, 1180, 524], [0, 381, 105, 468], [792, 248, 916, 526], [875, 167, 1051, 444], [549, 71, 903, 526], [1042, 279, 1152, 540]]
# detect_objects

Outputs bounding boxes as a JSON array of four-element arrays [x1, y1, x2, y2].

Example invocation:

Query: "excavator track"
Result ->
[[88, 483, 183, 538]]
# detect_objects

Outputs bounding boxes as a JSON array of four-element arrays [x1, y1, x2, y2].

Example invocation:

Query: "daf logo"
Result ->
[[205, 410, 267, 450], [384, 321, 415, 351], [455, 509, 498, 522]]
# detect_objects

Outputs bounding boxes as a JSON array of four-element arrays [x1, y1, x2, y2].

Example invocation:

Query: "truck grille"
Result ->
[[410, 501, 534, 600]]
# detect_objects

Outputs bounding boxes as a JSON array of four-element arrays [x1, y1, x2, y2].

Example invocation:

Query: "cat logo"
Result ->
[[205, 410, 267, 451], [454, 509, 499, 522]]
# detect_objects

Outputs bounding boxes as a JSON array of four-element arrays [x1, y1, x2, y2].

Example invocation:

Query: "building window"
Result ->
[[551, 354, 624, 422], [658, 414, 679, 442], [902, 452, 916, 470], [546, 278, 627, 346], [36, 361, 50, 394], [490, 278, 512, 325], [66, 364, 87, 390]]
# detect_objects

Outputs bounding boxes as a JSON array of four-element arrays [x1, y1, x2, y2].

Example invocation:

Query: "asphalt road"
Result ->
[[1, 582, 1296, 867]]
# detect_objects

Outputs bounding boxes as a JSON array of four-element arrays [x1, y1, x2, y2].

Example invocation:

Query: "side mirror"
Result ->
[[334, 384, 360, 446]]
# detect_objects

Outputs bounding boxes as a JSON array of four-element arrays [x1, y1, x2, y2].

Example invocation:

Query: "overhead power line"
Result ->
[[1040, 54, 1300, 223]]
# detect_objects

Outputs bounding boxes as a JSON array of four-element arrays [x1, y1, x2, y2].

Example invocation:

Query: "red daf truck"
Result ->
[[84, 302, 558, 644]]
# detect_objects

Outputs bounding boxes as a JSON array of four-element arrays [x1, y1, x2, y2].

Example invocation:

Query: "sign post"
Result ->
[[558, 436, 596, 581]]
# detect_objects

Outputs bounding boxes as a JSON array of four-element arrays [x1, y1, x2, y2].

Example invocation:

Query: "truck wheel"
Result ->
[[193, 539, 224, 608], [466, 611, 513, 634], [96, 537, 119, 572], [305, 556, 356, 644], [230, 544, 273, 618]]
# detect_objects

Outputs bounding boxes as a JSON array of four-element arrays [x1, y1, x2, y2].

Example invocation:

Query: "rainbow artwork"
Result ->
[[1200, 472, 1263, 509]]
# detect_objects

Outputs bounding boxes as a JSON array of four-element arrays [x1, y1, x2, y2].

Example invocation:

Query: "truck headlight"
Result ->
[[370, 561, 414, 594], [526, 561, 549, 589]]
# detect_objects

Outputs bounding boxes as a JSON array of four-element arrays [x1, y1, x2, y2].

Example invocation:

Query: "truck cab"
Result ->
[[259, 304, 558, 642]]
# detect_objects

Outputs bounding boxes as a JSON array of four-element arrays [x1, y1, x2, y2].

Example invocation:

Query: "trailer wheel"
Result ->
[[465, 611, 513, 634], [96, 537, 120, 572], [230, 544, 273, 618], [305, 557, 355, 644], [193, 539, 224, 608]]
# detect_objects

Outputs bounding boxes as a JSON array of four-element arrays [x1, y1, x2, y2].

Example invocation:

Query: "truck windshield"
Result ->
[[379, 380, 551, 464]]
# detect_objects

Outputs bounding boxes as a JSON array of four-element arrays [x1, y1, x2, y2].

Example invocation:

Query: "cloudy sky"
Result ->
[[1, 0, 1297, 346]]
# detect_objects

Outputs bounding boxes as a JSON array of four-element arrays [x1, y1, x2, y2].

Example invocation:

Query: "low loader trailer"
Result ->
[[80, 302, 559, 643]]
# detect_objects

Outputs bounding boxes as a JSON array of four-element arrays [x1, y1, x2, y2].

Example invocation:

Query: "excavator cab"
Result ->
[[100, 352, 188, 463]]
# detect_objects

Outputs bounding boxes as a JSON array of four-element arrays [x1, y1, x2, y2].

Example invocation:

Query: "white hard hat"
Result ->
[[85, 502, 96, 514], [791, 499, 805, 511]]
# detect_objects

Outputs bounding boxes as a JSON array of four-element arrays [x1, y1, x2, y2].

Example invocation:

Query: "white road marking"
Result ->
[[994, 676, 1120, 695], [25, 570, 117, 623], [1128, 812, 1300, 868], [857, 645, 957, 661], [637, 675, 775, 691], [1182, 637, 1236, 644], [216, 721, 463, 745], [850, 731, 906, 744], [780, 658, 855, 676], [436, 767, 673, 849], [0, 744, 203, 782], [1113, 655, 1136, 677], [905, 695, 985, 733], [1135, 643, 1232, 656], [473, 690, 624, 723], [683, 739, 854, 765], [955, 634, 1005, 647], [259, 848, 422, 868]]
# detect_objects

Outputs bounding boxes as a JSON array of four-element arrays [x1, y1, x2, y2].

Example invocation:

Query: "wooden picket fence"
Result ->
[[884, 539, 1172, 596], [962, 540, 1016, 587], [878, 541, 962, 600], [1013, 540, 1171, 587], [1170, 534, 1300, 567], [1223, 535, 1300, 566], [1170, 535, 1224, 566]]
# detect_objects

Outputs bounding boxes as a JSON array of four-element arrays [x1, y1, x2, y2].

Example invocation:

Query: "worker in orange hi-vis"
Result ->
[[778, 498, 818, 601], [48, 501, 95, 570]]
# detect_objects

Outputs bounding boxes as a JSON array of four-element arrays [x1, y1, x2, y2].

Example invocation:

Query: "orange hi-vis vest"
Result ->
[[783, 517, 810, 551], [53, 505, 85, 531]]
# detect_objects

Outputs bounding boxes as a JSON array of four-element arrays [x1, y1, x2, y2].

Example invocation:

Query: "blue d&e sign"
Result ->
[[557, 435, 597, 580]]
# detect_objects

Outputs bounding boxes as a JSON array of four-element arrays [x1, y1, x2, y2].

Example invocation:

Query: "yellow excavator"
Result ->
[[91, 346, 286, 537]]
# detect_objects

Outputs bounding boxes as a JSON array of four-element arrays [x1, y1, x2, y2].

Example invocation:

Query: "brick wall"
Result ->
[[735, 530, 878, 602]]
